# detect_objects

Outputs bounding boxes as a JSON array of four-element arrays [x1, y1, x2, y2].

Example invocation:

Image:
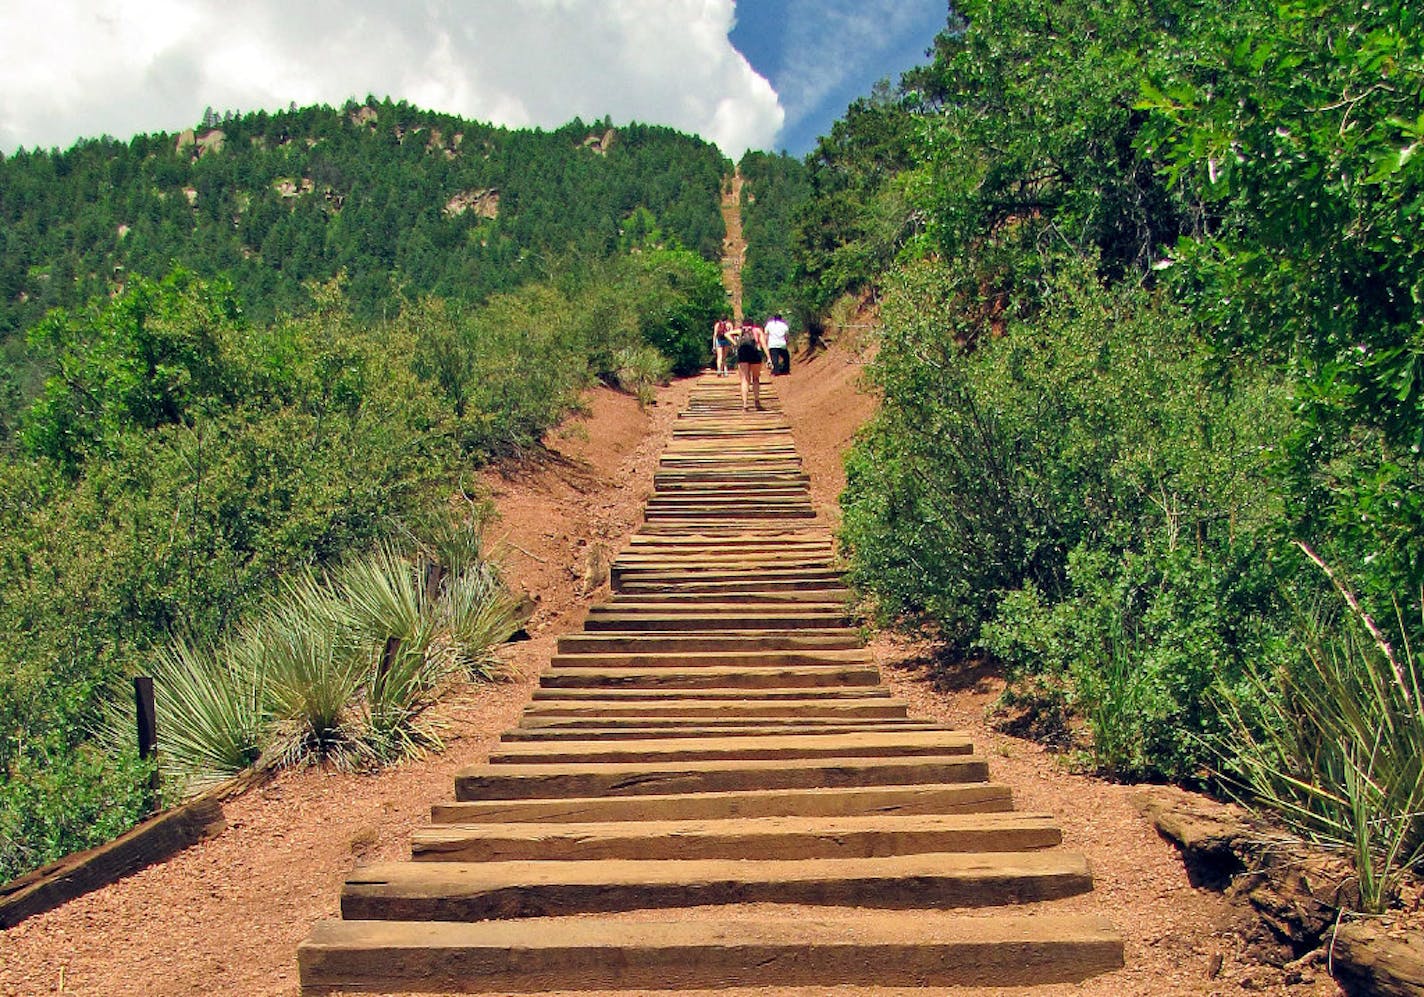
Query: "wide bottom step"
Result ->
[[299, 911, 1124, 992]]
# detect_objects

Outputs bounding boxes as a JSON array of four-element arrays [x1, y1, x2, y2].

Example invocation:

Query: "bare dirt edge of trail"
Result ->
[[0, 348, 1342, 997]]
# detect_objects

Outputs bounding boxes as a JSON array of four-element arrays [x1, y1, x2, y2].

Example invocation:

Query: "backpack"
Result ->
[[738, 327, 757, 348]]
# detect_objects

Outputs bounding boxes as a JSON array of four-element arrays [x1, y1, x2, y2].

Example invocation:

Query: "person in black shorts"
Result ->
[[735, 320, 767, 411], [712, 318, 734, 376], [764, 313, 790, 376]]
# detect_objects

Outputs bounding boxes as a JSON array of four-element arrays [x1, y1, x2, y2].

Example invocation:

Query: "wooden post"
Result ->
[[377, 636, 402, 695], [134, 676, 157, 760], [422, 560, 446, 605], [134, 676, 159, 801]]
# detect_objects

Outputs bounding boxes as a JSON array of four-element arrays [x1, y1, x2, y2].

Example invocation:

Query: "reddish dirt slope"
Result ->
[[775, 340, 876, 531]]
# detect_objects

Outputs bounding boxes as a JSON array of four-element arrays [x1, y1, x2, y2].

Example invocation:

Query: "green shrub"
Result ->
[[0, 246, 722, 879], [843, 256, 1296, 780], [0, 746, 153, 884]]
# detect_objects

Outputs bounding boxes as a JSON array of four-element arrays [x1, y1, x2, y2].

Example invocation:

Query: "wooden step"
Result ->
[[433, 781, 1015, 824], [498, 721, 950, 741], [517, 717, 924, 734], [339, 851, 1095, 920], [632, 521, 824, 535], [581, 612, 850, 632], [299, 912, 1123, 992], [486, 730, 973, 765], [645, 508, 817, 520], [624, 535, 828, 548], [537, 663, 880, 689], [411, 812, 1060, 862], [614, 578, 849, 595], [518, 697, 908, 722], [653, 475, 810, 489], [619, 544, 833, 557], [555, 631, 863, 654], [586, 601, 848, 615], [529, 685, 893, 702], [610, 553, 834, 568], [602, 589, 850, 605], [454, 754, 986, 800], [549, 649, 873, 669]]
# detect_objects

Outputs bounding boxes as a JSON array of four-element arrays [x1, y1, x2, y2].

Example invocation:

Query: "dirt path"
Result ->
[[0, 352, 1346, 997]]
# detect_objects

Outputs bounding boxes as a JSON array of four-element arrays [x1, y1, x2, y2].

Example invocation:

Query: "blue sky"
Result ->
[[0, 1, 949, 159], [731, 0, 948, 155]]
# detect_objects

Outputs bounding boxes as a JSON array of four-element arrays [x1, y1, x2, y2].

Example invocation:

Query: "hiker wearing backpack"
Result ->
[[735, 320, 767, 411]]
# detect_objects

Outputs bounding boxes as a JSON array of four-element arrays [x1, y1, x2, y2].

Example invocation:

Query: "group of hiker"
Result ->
[[712, 314, 792, 412]]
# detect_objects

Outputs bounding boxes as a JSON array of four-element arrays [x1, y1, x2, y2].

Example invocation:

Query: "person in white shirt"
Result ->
[[764, 314, 790, 376]]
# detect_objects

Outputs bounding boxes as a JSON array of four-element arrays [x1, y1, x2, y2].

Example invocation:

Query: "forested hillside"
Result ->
[[796, 0, 1424, 910], [735, 151, 809, 323], [0, 98, 727, 416], [0, 101, 727, 882]]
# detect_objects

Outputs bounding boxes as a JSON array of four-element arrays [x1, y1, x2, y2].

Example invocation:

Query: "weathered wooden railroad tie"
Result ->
[[298, 374, 1124, 992]]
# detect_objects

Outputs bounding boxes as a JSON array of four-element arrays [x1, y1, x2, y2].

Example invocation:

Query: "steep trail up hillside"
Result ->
[[298, 375, 1125, 992], [0, 182, 1349, 997], [720, 169, 745, 321], [0, 351, 1348, 997]]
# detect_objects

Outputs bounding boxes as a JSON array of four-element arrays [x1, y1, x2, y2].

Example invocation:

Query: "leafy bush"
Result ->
[[1136, 1, 1424, 623], [625, 250, 726, 376], [0, 246, 718, 880], [843, 257, 1294, 780], [0, 745, 153, 881]]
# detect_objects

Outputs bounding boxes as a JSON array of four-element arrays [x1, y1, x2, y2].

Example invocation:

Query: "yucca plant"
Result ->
[[1219, 557, 1424, 913], [439, 564, 524, 680], [612, 345, 671, 408], [257, 569, 366, 766], [335, 541, 459, 761], [115, 637, 267, 793], [336, 541, 439, 655], [405, 504, 497, 582], [358, 637, 447, 761]]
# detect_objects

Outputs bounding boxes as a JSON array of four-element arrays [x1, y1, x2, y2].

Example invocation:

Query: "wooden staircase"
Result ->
[[297, 375, 1124, 992]]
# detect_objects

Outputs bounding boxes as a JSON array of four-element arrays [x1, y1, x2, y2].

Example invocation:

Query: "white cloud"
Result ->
[[774, 0, 931, 124], [0, 0, 784, 157]]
